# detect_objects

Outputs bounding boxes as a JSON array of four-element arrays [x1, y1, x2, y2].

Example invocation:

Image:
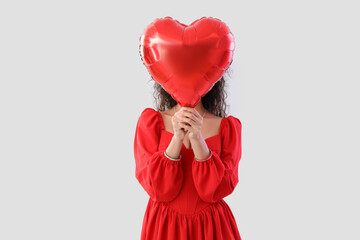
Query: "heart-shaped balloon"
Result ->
[[139, 16, 235, 107]]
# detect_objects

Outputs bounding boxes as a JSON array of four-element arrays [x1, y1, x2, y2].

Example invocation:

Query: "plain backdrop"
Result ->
[[1, 0, 359, 239]]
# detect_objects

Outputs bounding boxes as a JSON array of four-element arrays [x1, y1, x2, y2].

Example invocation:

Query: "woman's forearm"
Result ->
[[190, 135, 210, 161], [165, 136, 183, 160]]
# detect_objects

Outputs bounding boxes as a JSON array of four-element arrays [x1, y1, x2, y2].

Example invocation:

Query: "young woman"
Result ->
[[134, 73, 242, 240]]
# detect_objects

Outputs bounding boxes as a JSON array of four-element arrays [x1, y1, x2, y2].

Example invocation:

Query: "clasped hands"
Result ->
[[170, 106, 211, 161], [171, 107, 205, 142]]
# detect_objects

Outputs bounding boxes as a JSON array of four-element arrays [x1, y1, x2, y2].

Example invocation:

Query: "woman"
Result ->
[[134, 72, 242, 240]]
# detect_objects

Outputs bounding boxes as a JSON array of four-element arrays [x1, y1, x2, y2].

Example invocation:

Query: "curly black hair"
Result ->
[[148, 67, 233, 118]]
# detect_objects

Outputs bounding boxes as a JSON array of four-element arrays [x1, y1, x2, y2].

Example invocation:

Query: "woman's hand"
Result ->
[[171, 108, 189, 140], [174, 107, 205, 141]]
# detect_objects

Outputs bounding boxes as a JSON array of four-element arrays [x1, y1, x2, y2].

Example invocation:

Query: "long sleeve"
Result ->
[[192, 116, 242, 203], [134, 108, 184, 202]]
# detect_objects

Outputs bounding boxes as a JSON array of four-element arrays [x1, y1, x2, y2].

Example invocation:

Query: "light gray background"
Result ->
[[1, 0, 359, 239]]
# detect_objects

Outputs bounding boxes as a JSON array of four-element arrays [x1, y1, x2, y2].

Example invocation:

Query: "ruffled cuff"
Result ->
[[192, 150, 225, 202], [146, 151, 184, 202]]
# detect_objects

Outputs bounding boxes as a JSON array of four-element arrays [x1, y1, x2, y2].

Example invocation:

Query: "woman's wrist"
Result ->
[[164, 150, 181, 161], [173, 134, 184, 142], [194, 149, 212, 162]]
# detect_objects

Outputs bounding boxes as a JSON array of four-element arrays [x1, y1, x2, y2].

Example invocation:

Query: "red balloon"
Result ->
[[139, 16, 235, 108]]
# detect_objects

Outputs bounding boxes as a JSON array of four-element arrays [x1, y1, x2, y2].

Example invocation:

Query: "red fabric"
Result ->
[[134, 108, 242, 240]]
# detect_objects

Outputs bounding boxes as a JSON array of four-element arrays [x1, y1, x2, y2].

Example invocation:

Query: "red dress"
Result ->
[[134, 108, 242, 240]]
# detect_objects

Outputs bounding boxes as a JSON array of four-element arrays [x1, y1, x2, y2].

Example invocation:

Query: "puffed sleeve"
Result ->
[[134, 108, 184, 202], [192, 116, 242, 203]]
